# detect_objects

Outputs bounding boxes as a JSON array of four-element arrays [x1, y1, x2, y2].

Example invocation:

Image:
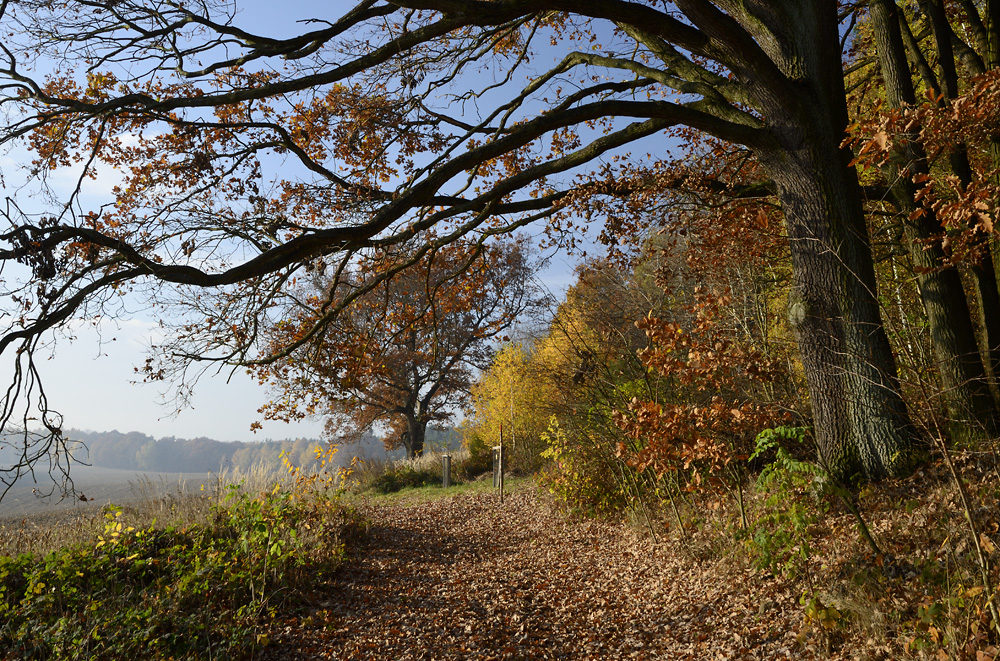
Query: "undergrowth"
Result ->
[[350, 449, 489, 495], [674, 430, 1000, 660], [0, 466, 362, 661], [538, 419, 1000, 658]]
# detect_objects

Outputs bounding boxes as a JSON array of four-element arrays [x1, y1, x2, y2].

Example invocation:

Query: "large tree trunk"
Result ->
[[917, 0, 1000, 405], [765, 154, 915, 479], [403, 414, 427, 459], [739, 2, 917, 479], [620, 1, 917, 479], [976, 0, 1000, 389]]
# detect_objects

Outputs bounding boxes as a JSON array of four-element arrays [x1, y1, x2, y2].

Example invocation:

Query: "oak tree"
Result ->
[[255, 237, 542, 459]]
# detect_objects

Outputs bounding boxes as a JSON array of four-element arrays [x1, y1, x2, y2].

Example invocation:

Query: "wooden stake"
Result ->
[[499, 423, 504, 505]]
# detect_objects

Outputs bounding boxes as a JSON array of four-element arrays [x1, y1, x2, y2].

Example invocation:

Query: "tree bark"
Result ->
[[869, 0, 998, 435], [978, 0, 1000, 387], [731, 2, 917, 479], [404, 414, 427, 459]]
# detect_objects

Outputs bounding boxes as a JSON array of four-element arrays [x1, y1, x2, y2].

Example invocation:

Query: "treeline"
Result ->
[[64, 429, 388, 474], [60, 426, 463, 474]]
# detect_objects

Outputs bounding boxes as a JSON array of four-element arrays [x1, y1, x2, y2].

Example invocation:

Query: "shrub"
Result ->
[[455, 440, 492, 481], [370, 464, 440, 493], [744, 426, 825, 578], [538, 417, 630, 516], [354, 450, 469, 494]]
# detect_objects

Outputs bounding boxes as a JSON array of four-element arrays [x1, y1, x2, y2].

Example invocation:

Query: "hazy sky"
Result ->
[[37, 318, 326, 441]]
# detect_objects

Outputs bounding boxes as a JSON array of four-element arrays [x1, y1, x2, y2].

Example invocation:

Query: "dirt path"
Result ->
[[259, 486, 822, 660]]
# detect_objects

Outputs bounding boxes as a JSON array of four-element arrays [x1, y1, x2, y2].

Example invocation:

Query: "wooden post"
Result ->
[[499, 441, 504, 505], [442, 453, 451, 488], [499, 422, 504, 504], [492, 446, 501, 488]]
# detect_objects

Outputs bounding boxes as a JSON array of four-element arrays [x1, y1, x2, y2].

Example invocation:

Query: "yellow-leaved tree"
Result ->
[[462, 342, 554, 474]]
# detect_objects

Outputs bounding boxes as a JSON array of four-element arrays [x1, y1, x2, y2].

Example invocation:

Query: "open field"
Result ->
[[0, 464, 221, 521]]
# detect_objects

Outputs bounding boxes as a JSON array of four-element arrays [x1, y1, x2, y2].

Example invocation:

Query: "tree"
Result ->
[[514, 259, 669, 514], [842, 0, 1000, 438], [255, 237, 543, 458], [0, 1, 952, 481], [463, 341, 554, 472]]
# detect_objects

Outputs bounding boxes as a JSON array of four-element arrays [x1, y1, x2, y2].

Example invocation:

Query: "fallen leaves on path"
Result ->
[[258, 487, 825, 660]]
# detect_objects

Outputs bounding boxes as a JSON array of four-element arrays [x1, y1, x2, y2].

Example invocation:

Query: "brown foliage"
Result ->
[[848, 70, 1000, 267], [254, 237, 541, 457], [615, 289, 792, 491]]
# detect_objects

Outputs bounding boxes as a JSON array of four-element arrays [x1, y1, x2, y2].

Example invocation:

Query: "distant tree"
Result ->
[[256, 237, 545, 458], [135, 440, 166, 472], [86, 431, 151, 470], [463, 341, 554, 471], [229, 444, 259, 472], [182, 437, 227, 473]]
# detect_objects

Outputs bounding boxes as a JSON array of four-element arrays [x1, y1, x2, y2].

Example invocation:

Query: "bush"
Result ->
[[538, 417, 631, 516], [371, 464, 441, 493], [745, 426, 825, 578], [455, 440, 493, 481], [353, 450, 471, 494]]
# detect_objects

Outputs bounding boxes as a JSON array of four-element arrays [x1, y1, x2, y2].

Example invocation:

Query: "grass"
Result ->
[[349, 448, 465, 494], [358, 475, 529, 506], [0, 463, 294, 559]]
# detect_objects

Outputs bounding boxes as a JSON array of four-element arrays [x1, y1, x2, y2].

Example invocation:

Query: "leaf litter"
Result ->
[[257, 487, 827, 660]]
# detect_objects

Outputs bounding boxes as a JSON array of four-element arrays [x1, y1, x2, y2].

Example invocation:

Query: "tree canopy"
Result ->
[[254, 236, 544, 458], [3, 1, 1000, 486]]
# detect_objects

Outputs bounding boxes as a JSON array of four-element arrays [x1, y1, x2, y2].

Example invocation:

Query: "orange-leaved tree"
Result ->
[[254, 237, 544, 459], [614, 289, 793, 520], [602, 141, 799, 519]]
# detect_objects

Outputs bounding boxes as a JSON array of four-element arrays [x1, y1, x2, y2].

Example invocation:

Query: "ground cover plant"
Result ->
[[623, 437, 1000, 659], [0, 466, 361, 661]]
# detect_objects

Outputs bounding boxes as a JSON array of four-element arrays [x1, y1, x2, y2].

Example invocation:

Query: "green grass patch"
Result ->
[[358, 476, 529, 506]]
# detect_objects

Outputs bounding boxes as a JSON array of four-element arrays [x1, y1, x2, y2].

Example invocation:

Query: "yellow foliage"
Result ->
[[463, 342, 555, 468]]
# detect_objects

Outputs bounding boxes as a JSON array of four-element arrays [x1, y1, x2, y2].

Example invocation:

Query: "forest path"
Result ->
[[259, 485, 821, 660]]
